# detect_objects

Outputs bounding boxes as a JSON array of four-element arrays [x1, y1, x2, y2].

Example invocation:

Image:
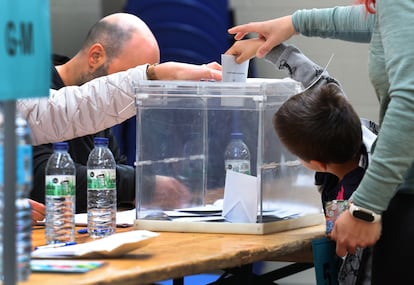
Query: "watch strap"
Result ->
[[348, 203, 381, 223]]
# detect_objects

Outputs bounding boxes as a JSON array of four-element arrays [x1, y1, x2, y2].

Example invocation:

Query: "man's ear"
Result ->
[[308, 160, 328, 172], [87, 43, 106, 69]]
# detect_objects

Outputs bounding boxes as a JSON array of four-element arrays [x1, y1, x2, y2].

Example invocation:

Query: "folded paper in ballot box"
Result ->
[[222, 170, 258, 223]]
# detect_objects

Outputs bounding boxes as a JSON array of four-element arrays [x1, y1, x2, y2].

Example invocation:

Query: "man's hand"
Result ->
[[330, 210, 382, 257], [154, 62, 222, 81], [228, 15, 296, 59], [30, 199, 46, 225]]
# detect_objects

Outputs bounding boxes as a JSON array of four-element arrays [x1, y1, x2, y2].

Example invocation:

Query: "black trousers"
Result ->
[[372, 193, 414, 284]]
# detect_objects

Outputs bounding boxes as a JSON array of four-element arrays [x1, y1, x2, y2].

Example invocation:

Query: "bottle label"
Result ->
[[17, 144, 32, 184], [45, 175, 75, 196], [87, 169, 116, 190], [225, 159, 251, 175]]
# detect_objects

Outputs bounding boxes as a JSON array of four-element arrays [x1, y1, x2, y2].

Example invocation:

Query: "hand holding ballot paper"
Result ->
[[221, 54, 249, 82]]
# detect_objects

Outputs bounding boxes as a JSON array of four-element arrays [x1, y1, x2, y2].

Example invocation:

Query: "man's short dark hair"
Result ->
[[81, 19, 134, 61]]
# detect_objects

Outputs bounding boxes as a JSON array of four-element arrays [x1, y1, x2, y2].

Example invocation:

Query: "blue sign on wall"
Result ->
[[0, 0, 51, 100]]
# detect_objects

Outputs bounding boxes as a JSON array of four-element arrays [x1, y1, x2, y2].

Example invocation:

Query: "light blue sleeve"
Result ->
[[351, 0, 414, 213], [292, 5, 374, 43]]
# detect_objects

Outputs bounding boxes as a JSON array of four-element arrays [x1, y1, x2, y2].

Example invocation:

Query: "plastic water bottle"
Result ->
[[87, 137, 117, 238], [224, 132, 251, 175], [45, 142, 76, 244], [15, 110, 32, 281]]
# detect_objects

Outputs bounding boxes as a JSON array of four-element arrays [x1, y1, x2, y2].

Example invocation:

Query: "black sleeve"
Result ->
[[31, 144, 53, 206], [115, 163, 136, 206]]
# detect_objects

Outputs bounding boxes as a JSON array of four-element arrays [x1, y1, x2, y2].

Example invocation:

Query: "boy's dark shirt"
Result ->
[[30, 65, 136, 213], [316, 166, 366, 209]]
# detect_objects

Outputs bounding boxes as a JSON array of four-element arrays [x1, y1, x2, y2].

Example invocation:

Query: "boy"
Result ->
[[226, 39, 374, 284], [274, 76, 371, 285]]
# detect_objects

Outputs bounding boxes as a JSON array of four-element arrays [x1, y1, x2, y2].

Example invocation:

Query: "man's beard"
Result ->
[[80, 64, 108, 85]]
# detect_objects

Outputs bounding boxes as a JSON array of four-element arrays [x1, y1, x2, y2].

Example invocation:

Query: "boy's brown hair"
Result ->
[[273, 83, 362, 164]]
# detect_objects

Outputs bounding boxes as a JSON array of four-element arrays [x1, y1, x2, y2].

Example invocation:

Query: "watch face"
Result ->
[[353, 210, 375, 222]]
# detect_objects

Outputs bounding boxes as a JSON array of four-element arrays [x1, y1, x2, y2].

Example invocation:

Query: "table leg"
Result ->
[[207, 262, 314, 285], [208, 264, 266, 285], [172, 277, 184, 285], [256, 262, 314, 283]]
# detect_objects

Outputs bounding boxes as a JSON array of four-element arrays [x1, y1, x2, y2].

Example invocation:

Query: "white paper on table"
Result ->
[[32, 230, 159, 258], [222, 170, 258, 223]]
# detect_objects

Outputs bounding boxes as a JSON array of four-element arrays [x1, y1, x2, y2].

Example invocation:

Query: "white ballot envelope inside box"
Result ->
[[223, 170, 258, 223]]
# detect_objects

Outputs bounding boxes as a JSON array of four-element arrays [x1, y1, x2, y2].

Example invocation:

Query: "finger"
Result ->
[[224, 45, 237, 56], [209, 70, 222, 81], [335, 242, 348, 258], [32, 209, 45, 222], [206, 62, 222, 71], [32, 212, 45, 226], [228, 23, 255, 38], [234, 54, 251, 64], [201, 68, 221, 81], [256, 42, 274, 58], [227, 25, 242, 34], [30, 199, 46, 215], [234, 32, 248, 41], [346, 245, 357, 255], [228, 25, 248, 36]]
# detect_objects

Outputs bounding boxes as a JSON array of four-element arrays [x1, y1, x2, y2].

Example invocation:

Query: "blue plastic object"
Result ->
[[124, 0, 230, 64], [114, 0, 232, 166]]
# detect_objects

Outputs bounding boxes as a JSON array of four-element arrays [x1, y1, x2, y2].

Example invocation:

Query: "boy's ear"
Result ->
[[308, 160, 328, 172]]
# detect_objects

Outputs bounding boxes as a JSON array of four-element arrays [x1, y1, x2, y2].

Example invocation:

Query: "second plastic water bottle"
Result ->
[[45, 142, 76, 244], [87, 137, 117, 238], [224, 132, 251, 175]]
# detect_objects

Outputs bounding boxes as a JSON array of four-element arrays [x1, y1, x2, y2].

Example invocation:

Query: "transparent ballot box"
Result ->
[[134, 79, 324, 234]]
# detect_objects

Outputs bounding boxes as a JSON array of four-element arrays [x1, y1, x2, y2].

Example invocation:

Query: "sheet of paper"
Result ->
[[221, 54, 249, 82], [32, 230, 159, 258], [222, 170, 258, 223]]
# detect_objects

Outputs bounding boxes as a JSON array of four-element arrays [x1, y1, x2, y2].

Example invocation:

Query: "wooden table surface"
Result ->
[[27, 224, 325, 285]]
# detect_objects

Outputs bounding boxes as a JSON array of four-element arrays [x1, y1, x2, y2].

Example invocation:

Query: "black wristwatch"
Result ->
[[348, 202, 381, 223]]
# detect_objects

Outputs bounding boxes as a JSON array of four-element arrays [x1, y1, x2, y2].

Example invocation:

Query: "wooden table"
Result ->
[[27, 224, 325, 285]]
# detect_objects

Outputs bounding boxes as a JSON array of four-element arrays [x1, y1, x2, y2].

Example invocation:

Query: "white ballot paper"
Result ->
[[222, 170, 258, 223], [221, 54, 249, 82]]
